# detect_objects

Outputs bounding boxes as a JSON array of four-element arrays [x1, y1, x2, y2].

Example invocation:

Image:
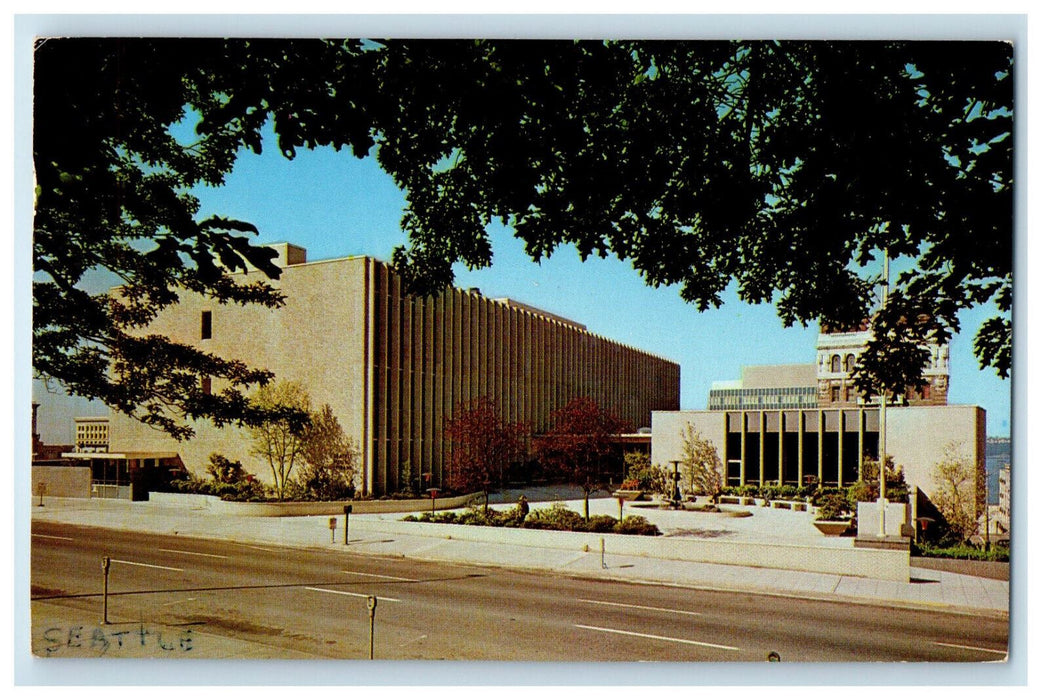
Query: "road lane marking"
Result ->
[[341, 570, 418, 582], [110, 558, 184, 572], [578, 598, 712, 618], [161, 598, 198, 607], [934, 641, 1008, 656], [399, 634, 428, 647], [158, 548, 229, 559], [303, 587, 400, 603], [240, 544, 282, 553], [575, 624, 739, 651], [32, 534, 74, 541]]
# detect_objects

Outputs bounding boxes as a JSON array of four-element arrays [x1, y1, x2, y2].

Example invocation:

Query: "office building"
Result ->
[[107, 245, 681, 496]]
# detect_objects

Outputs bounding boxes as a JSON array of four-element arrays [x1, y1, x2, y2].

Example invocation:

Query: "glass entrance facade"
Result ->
[[723, 408, 880, 487]]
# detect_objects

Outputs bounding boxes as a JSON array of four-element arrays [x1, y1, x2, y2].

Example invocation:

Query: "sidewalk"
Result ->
[[28, 494, 1009, 617]]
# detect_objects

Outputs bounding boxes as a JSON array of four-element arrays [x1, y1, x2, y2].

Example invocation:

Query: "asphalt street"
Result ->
[[31, 521, 1010, 662]]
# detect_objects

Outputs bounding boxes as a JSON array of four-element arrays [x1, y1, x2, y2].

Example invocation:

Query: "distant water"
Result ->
[[986, 438, 1011, 505]]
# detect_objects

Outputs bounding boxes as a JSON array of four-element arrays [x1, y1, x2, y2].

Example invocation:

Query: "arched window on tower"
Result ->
[[832, 355, 842, 373]]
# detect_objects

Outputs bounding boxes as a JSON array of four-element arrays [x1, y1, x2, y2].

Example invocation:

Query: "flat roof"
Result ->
[[61, 451, 178, 460]]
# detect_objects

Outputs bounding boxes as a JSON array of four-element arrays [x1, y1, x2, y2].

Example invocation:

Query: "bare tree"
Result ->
[[931, 442, 985, 543], [298, 404, 359, 500], [248, 381, 311, 500]]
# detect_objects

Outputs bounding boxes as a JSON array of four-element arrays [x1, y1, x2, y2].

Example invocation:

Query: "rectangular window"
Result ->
[[201, 311, 212, 340]]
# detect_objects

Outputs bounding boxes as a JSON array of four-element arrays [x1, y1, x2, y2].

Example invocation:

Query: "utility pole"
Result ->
[[878, 249, 890, 538]]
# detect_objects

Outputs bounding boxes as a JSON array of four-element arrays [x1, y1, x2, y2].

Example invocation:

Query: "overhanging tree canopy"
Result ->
[[33, 38, 1013, 437]]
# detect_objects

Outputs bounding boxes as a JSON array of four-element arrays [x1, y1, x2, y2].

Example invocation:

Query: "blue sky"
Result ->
[[31, 118, 1013, 442]]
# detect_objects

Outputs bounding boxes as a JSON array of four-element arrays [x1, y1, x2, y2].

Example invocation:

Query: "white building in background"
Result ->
[[74, 416, 109, 453]]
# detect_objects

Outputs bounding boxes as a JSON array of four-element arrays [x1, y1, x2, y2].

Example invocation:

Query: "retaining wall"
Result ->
[[147, 491, 484, 516], [31, 466, 92, 499], [364, 518, 911, 582]]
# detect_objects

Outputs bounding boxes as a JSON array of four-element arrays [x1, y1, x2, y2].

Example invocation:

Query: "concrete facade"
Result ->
[[109, 250, 680, 496], [651, 404, 985, 503]]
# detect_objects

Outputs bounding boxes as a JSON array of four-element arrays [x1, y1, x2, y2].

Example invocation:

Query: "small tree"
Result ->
[[622, 451, 670, 494], [535, 397, 628, 521], [248, 380, 311, 501], [848, 454, 910, 508], [680, 423, 724, 497], [297, 404, 359, 501], [931, 443, 984, 543], [445, 397, 529, 512], [859, 454, 904, 485]]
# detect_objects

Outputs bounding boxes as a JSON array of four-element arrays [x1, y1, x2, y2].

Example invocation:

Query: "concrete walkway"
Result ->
[[28, 493, 1009, 617]]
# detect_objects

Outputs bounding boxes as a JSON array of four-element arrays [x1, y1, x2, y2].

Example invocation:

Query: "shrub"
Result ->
[[846, 480, 879, 508], [912, 541, 1009, 562], [169, 476, 208, 494], [613, 515, 661, 536], [404, 503, 661, 536], [811, 486, 846, 507], [524, 503, 587, 531], [406, 506, 522, 527], [847, 480, 910, 509], [760, 484, 800, 501], [585, 515, 619, 533], [168, 474, 270, 501], [457, 507, 493, 526], [816, 493, 851, 521], [416, 510, 462, 524], [206, 453, 249, 484]]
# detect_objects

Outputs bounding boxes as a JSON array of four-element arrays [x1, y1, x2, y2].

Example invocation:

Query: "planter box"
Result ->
[[813, 520, 851, 536], [612, 490, 644, 502]]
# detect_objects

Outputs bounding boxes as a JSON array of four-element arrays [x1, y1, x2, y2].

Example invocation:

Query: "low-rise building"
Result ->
[[651, 404, 985, 506], [658, 324, 983, 515]]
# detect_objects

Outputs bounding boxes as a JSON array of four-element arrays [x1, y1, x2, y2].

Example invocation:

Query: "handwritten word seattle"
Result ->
[[40, 624, 194, 656]]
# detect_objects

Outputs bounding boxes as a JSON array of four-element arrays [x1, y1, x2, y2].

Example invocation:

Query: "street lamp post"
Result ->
[[670, 460, 682, 507], [878, 250, 890, 538]]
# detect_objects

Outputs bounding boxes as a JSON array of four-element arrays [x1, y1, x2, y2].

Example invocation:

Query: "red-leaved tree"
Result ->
[[535, 397, 629, 521], [445, 397, 529, 512]]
